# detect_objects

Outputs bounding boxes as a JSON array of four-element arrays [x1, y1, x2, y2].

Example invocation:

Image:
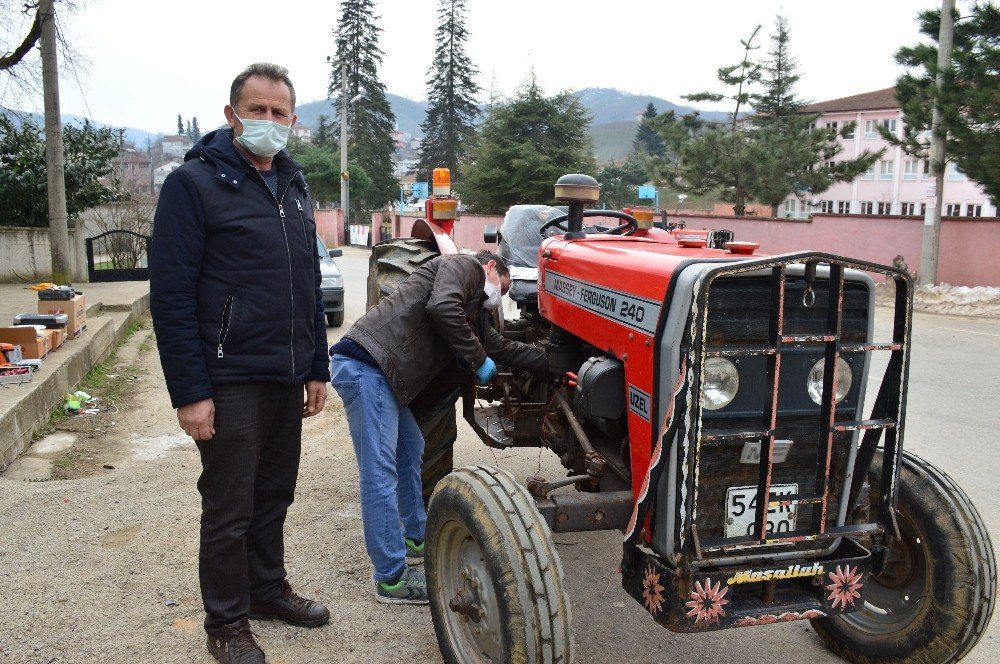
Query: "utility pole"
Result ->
[[340, 62, 350, 245], [39, 0, 72, 283], [920, 0, 955, 286]]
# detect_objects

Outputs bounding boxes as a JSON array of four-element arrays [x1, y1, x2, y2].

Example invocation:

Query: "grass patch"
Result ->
[[53, 448, 82, 470], [31, 314, 152, 442]]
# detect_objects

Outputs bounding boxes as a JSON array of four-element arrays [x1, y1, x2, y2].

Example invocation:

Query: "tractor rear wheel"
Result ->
[[810, 450, 996, 663], [426, 466, 574, 664], [367, 237, 459, 504]]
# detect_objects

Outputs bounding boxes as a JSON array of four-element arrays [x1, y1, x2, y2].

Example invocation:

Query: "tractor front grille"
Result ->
[[679, 255, 910, 559]]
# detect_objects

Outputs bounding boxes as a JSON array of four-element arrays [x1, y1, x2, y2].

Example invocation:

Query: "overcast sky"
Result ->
[[4, 0, 948, 135]]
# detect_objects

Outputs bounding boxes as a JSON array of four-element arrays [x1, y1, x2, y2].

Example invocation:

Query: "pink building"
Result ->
[[782, 88, 997, 219]]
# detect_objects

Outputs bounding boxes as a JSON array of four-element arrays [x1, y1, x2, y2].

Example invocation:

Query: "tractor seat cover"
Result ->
[[498, 205, 563, 305]]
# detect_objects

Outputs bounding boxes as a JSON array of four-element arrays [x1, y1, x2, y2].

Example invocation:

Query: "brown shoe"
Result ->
[[206, 617, 266, 663], [249, 579, 330, 628]]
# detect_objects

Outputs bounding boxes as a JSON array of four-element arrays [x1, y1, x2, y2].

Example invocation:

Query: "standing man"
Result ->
[[330, 251, 547, 604], [151, 63, 330, 664]]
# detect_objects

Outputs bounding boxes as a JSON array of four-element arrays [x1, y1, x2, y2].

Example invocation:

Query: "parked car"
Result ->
[[317, 237, 344, 327]]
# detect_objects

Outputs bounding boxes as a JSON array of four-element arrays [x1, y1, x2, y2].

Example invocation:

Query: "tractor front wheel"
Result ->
[[810, 450, 996, 663], [426, 466, 574, 664]]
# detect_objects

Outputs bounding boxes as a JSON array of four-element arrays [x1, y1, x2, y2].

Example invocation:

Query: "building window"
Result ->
[[881, 119, 897, 136], [947, 162, 966, 181], [838, 200, 852, 214], [921, 160, 931, 179], [967, 204, 982, 217], [818, 200, 834, 213], [877, 202, 893, 215], [860, 201, 874, 215], [826, 160, 836, 170], [900, 202, 915, 215], [843, 124, 856, 139], [919, 203, 928, 216], [880, 160, 895, 180], [903, 161, 918, 181], [808, 121, 817, 131], [783, 199, 796, 217], [864, 119, 878, 138], [861, 164, 876, 180], [946, 203, 962, 216], [825, 121, 838, 131]]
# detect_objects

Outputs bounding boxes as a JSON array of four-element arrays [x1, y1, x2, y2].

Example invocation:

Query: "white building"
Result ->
[[783, 88, 996, 219]]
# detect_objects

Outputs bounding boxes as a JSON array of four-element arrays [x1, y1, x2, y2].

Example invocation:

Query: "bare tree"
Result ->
[[1, 0, 84, 107], [89, 194, 155, 270]]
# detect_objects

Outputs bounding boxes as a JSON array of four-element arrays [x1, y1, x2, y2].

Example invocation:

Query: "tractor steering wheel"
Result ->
[[539, 210, 639, 238]]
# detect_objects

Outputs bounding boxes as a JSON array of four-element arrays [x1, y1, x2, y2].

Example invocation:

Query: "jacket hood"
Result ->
[[184, 127, 302, 190]]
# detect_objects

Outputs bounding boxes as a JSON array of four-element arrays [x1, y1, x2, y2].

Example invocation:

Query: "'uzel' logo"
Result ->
[[726, 563, 824, 585]]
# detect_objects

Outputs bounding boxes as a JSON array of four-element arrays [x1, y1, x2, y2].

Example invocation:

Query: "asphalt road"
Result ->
[[330, 246, 1000, 663]]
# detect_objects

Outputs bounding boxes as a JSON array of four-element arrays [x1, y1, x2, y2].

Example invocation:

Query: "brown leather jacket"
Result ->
[[344, 253, 546, 406]]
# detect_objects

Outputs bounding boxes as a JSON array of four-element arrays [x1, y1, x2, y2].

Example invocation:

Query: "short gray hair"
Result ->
[[230, 63, 296, 109]]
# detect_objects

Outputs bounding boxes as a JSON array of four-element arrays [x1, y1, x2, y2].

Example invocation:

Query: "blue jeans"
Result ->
[[330, 354, 426, 582]]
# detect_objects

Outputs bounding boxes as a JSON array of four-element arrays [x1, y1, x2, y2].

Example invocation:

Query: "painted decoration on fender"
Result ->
[[544, 270, 660, 335], [826, 564, 864, 610], [642, 565, 665, 615], [628, 384, 651, 421], [685, 578, 730, 623]]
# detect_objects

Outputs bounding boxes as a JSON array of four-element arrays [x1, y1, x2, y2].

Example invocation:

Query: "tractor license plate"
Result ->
[[725, 483, 798, 539]]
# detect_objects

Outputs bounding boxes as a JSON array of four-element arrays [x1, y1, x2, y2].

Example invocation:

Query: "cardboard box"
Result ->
[[45, 328, 66, 351], [38, 293, 86, 339], [0, 365, 32, 385], [0, 328, 49, 360]]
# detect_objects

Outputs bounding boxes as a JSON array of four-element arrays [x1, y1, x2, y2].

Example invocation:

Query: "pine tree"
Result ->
[[597, 154, 649, 209], [191, 117, 201, 141], [415, 0, 480, 184], [650, 20, 879, 216], [632, 103, 665, 158], [893, 3, 1000, 202], [185, 119, 192, 140], [177, 114, 183, 136], [315, 114, 334, 150], [329, 0, 399, 217], [749, 16, 802, 125], [460, 77, 595, 214]]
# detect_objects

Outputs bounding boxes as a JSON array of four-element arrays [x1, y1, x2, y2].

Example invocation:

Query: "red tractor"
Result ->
[[367, 172, 995, 663]]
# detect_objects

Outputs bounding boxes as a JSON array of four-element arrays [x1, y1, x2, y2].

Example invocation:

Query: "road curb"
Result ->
[[0, 292, 150, 470]]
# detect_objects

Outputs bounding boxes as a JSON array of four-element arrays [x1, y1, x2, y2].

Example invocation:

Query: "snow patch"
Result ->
[[914, 284, 1000, 319]]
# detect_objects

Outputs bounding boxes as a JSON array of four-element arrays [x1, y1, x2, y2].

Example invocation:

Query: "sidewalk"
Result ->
[[0, 281, 150, 469]]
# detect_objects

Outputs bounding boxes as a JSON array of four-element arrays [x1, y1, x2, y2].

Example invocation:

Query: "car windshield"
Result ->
[[316, 236, 329, 259]]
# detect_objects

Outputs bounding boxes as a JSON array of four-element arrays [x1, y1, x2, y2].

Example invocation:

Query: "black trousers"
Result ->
[[195, 381, 303, 633]]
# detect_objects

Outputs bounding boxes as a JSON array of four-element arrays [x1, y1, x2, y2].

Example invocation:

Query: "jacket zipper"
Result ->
[[296, 199, 310, 253], [217, 295, 234, 358], [251, 169, 298, 380]]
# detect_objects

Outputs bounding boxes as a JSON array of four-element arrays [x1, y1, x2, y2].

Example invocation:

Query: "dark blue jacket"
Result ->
[[150, 128, 329, 409]]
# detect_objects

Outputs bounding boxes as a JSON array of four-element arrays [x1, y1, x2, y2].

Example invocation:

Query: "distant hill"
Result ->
[[1, 107, 160, 148], [294, 93, 429, 138], [572, 87, 728, 126], [5, 86, 727, 163]]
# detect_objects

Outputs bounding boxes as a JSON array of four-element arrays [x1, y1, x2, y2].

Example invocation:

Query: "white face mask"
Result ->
[[233, 112, 291, 158], [483, 267, 502, 310]]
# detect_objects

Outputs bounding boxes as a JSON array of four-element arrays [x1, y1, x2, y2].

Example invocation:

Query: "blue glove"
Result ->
[[474, 357, 497, 385]]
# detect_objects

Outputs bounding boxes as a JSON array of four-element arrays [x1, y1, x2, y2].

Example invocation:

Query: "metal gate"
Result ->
[[85, 230, 151, 282]]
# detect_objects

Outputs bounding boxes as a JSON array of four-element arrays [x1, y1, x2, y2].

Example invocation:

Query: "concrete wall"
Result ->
[[359, 210, 999, 288], [667, 212, 1000, 287], [0, 226, 88, 283]]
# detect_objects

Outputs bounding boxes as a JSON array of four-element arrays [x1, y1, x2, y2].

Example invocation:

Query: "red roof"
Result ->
[[800, 88, 899, 114]]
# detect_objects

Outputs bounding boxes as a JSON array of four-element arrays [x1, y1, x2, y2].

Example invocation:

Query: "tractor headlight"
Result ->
[[807, 357, 852, 405], [701, 357, 739, 410]]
